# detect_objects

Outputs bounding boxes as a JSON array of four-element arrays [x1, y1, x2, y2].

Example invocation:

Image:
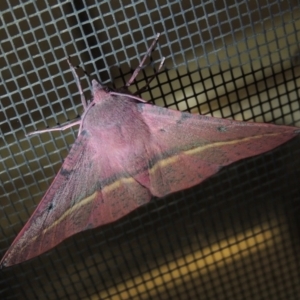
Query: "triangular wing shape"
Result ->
[[1, 130, 151, 267], [136, 103, 299, 197], [2, 95, 299, 268]]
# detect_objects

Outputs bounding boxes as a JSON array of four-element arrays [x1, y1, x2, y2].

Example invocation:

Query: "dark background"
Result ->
[[1, 1, 300, 299]]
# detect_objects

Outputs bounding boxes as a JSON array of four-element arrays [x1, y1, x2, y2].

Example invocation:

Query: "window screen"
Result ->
[[1, 1, 300, 299]]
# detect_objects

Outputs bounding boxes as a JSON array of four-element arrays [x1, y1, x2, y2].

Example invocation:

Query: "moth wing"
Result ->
[[2, 101, 298, 267], [138, 103, 298, 197], [1, 131, 151, 267]]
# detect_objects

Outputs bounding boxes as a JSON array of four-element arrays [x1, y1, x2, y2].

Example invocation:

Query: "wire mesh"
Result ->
[[1, 1, 300, 299]]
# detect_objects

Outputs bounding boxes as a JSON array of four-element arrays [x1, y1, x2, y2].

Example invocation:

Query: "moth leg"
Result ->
[[126, 33, 161, 87], [133, 56, 165, 95], [67, 57, 88, 110], [110, 56, 165, 102], [26, 120, 81, 137]]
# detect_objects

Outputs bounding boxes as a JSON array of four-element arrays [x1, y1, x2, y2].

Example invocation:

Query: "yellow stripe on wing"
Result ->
[[27, 132, 281, 244]]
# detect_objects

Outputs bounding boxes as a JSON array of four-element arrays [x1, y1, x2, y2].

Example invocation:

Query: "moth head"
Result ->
[[92, 79, 112, 102]]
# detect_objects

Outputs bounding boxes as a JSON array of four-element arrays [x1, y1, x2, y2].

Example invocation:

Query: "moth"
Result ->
[[1, 34, 299, 267]]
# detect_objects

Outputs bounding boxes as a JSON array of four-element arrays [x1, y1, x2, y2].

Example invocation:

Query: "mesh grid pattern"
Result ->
[[1, 1, 300, 299]]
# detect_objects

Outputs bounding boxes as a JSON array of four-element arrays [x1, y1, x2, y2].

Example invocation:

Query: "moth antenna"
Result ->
[[126, 33, 161, 87], [26, 120, 82, 137], [109, 91, 147, 103], [67, 57, 88, 110], [70, 60, 92, 81], [27, 58, 88, 137]]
